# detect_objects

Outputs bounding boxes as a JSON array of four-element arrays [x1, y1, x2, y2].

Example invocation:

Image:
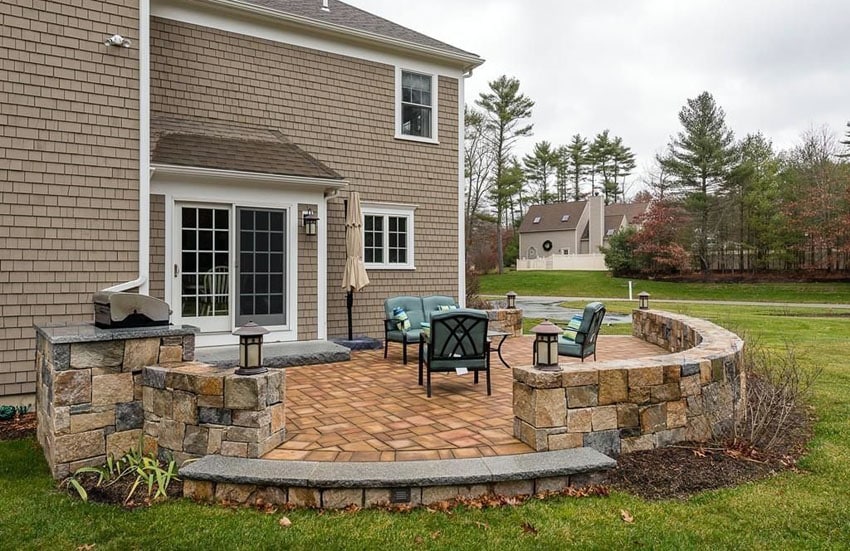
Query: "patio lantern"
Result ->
[[531, 319, 562, 372], [302, 208, 319, 236], [638, 291, 650, 310], [506, 291, 517, 309], [233, 321, 269, 375]]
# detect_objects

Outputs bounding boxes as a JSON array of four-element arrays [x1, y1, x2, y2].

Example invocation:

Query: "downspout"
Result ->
[[105, 0, 150, 294], [316, 188, 340, 339]]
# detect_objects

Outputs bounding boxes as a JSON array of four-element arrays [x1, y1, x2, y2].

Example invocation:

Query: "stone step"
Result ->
[[179, 447, 616, 508], [194, 340, 350, 368]]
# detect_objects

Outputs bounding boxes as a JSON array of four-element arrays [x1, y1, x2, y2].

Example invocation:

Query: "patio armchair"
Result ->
[[558, 301, 606, 362], [383, 295, 457, 364], [418, 309, 490, 398]]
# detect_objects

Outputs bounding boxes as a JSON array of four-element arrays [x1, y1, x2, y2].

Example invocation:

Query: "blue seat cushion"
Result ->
[[386, 327, 422, 343]]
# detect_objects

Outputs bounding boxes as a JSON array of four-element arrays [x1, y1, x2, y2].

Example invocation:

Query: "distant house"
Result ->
[[517, 196, 648, 270]]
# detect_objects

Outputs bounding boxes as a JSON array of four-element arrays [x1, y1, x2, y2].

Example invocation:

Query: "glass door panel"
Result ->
[[178, 205, 231, 332], [236, 208, 286, 326]]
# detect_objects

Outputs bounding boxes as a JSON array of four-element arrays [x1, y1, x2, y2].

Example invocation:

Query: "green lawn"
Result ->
[[3, 292, 850, 548], [480, 270, 850, 304]]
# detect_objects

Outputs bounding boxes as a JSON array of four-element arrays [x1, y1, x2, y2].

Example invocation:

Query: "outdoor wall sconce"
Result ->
[[506, 291, 517, 309], [104, 34, 131, 48], [531, 319, 562, 372], [638, 291, 650, 310], [233, 321, 269, 375], [302, 209, 319, 236]]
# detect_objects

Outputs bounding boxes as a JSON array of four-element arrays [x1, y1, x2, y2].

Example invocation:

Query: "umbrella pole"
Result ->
[[346, 289, 354, 341]]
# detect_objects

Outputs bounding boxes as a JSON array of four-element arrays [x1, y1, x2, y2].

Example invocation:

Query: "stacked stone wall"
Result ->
[[35, 325, 196, 479], [143, 363, 285, 465], [513, 310, 745, 456], [486, 308, 523, 337]]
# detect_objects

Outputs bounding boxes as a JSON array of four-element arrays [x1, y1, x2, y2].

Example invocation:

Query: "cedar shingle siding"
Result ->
[[150, 17, 460, 342], [0, 1, 140, 397]]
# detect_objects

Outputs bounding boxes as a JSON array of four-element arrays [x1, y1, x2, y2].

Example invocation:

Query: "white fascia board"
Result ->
[[152, 0, 477, 77], [457, 75, 466, 307], [151, 164, 348, 191]]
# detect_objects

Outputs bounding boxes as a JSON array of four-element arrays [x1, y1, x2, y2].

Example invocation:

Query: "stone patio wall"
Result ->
[[35, 323, 286, 479], [36, 324, 197, 479], [143, 363, 285, 465], [512, 309, 745, 457], [486, 308, 523, 337]]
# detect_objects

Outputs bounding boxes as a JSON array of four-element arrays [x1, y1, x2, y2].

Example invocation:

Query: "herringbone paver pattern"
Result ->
[[263, 335, 664, 461]]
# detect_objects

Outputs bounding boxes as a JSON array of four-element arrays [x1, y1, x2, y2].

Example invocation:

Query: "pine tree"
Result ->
[[476, 75, 534, 273], [564, 134, 589, 201], [523, 141, 559, 204], [660, 91, 737, 273]]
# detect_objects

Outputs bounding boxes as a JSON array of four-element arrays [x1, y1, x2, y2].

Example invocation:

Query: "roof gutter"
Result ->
[[152, 163, 349, 191], [201, 0, 485, 72]]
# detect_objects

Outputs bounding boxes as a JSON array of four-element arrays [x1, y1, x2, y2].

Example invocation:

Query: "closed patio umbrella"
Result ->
[[342, 192, 370, 340]]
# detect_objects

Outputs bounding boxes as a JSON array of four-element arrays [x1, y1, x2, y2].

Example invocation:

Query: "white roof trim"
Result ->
[[152, 163, 348, 190], [200, 0, 484, 71]]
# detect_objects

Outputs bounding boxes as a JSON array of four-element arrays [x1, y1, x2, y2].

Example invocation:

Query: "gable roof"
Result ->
[[518, 202, 587, 233], [605, 202, 649, 225], [214, 0, 483, 70], [151, 117, 344, 180]]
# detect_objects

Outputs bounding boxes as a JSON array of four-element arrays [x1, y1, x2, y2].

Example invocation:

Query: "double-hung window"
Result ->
[[363, 204, 415, 270], [397, 68, 437, 142]]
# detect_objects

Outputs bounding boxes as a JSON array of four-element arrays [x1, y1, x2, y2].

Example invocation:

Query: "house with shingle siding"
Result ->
[[0, 0, 482, 401], [517, 197, 648, 271]]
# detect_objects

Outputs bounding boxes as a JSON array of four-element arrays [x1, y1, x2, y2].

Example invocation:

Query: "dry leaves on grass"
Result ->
[[521, 522, 538, 535], [620, 509, 635, 524], [278, 516, 292, 528]]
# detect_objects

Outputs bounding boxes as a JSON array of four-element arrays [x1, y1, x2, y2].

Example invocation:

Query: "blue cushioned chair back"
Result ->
[[575, 302, 606, 345], [422, 295, 457, 321], [429, 309, 489, 361], [384, 296, 425, 330]]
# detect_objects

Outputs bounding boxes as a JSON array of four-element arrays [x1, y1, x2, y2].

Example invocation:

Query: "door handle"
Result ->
[[174, 264, 179, 278]]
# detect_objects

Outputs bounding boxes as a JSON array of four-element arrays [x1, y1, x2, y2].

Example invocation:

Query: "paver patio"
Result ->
[[263, 335, 664, 462]]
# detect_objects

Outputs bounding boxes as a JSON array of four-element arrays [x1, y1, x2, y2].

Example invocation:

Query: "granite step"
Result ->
[[179, 448, 616, 508], [194, 340, 350, 368]]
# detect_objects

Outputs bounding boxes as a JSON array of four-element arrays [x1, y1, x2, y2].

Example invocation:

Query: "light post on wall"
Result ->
[[531, 319, 562, 372], [638, 291, 650, 310], [234, 321, 269, 375], [506, 291, 517, 309]]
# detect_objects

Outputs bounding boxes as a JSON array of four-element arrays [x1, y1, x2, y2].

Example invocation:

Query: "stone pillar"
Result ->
[[35, 323, 197, 479]]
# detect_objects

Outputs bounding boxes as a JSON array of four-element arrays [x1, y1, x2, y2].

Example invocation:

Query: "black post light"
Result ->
[[531, 319, 562, 372], [506, 291, 517, 309], [234, 321, 269, 375], [638, 291, 650, 310]]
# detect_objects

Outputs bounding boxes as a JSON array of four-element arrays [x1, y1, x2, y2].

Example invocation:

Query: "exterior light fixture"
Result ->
[[531, 319, 562, 372], [302, 208, 319, 236], [233, 321, 269, 375], [506, 291, 517, 309], [104, 34, 131, 48], [638, 291, 650, 310]]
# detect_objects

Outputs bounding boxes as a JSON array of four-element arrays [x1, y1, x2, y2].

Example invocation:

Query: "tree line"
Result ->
[[465, 75, 850, 276]]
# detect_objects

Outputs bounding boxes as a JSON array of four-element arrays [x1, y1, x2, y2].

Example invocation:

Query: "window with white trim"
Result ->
[[363, 204, 415, 269], [396, 68, 437, 142]]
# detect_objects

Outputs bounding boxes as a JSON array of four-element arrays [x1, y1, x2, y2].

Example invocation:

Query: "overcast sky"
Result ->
[[354, 0, 850, 190]]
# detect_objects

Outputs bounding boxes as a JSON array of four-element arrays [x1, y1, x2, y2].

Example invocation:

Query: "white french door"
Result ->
[[174, 203, 288, 333]]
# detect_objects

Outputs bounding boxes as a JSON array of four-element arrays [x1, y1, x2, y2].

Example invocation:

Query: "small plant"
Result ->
[[0, 406, 15, 421], [16, 404, 30, 416], [63, 442, 181, 505]]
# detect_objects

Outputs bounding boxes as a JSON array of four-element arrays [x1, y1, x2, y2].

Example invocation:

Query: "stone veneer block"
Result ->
[[54, 429, 105, 463], [199, 407, 232, 426], [288, 487, 320, 508], [566, 408, 592, 433], [107, 429, 143, 458], [566, 385, 598, 408], [621, 434, 656, 454], [173, 391, 199, 424], [184, 480, 215, 502], [629, 386, 650, 405], [650, 382, 681, 403], [70, 409, 115, 434], [215, 482, 257, 504], [142, 366, 167, 389], [221, 441, 248, 457], [266, 370, 284, 405], [322, 488, 364, 509], [54, 370, 92, 406], [224, 376, 266, 411], [270, 402, 286, 434], [590, 406, 618, 431], [629, 366, 664, 388], [184, 426, 210, 455], [512, 382, 534, 424], [492, 480, 533, 497], [123, 338, 160, 372], [226, 425, 268, 443], [597, 369, 628, 405], [232, 409, 271, 428], [513, 366, 564, 389], [92, 372, 134, 405], [530, 388, 567, 427], [640, 404, 666, 433], [663, 364, 681, 383], [535, 476, 570, 494], [143, 387, 173, 418], [681, 361, 700, 377], [547, 432, 582, 450], [159, 345, 183, 364], [158, 419, 186, 451], [699, 360, 712, 384], [680, 374, 701, 397], [116, 401, 144, 431], [208, 427, 224, 454], [616, 403, 640, 428], [71, 341, 124, 370], [195, 376, 224, 396], [583, 429, 620, 457], [667, 400, 687, 428], [562, 367, 598, 387]]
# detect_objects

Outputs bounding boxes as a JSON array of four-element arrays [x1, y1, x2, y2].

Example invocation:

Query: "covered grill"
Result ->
[[93, 291, 171, 329]]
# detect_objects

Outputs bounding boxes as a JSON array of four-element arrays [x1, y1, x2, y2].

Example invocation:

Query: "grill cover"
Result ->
[[93, 291, 171, 329]]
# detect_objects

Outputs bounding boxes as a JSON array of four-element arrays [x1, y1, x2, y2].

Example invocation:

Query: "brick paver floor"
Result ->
[[263, 335, 664, 462]]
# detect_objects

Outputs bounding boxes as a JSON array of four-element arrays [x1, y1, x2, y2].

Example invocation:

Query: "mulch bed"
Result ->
[[0, 413, 37, 441], [71, 471, 183, 509], [604, 410, 813, 500]]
